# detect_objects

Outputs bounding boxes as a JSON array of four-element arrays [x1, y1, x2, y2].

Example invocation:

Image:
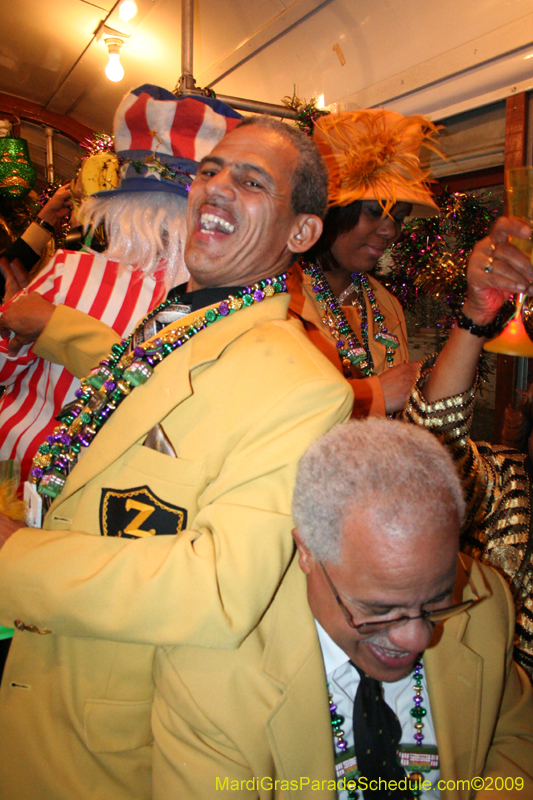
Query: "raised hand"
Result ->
[[462, 216, 533, 326]]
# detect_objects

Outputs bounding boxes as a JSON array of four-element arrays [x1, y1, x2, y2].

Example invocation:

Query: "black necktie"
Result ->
[[351, 663, 412, 799]]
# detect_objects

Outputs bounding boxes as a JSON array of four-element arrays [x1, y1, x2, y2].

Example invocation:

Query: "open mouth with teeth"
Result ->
[[199, 212, 235, 235], [365, 641, 419, 670]]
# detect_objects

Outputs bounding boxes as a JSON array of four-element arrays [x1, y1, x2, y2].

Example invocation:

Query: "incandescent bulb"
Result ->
[[105, 53, 124, 82], [119, 1, 138, 21]]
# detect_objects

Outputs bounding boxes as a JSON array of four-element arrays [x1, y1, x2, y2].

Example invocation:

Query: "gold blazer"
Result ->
[[0, 293, 352, 800]]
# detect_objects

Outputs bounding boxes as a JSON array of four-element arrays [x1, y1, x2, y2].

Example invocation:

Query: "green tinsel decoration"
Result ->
[[376, 189, 501, 384], [281, 89, 329, 136], [379, 189, 497, 312], [80, 132, 114, 157], [1, 132, 117, 253]]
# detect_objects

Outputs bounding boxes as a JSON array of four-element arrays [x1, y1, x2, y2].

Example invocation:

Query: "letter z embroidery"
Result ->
[[100, 485, 187, 538], [124, 499, 156, 537]]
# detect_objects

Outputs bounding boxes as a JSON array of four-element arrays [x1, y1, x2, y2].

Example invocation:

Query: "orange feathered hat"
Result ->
[[313, 109, 444, 218]]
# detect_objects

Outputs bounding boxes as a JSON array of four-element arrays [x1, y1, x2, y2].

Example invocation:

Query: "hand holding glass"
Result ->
[[484, 167, 533, 357]]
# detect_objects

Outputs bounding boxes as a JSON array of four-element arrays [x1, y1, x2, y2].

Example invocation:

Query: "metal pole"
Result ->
[[179, 0, 198, 93], [174, 0, 299, 117], [45, 126, 55, 184], [515, 356, 529, 398], [213, 94, 298, 119]]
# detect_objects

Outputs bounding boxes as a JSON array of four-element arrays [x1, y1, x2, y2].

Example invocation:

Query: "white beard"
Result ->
[[78, 191, 190, 289]]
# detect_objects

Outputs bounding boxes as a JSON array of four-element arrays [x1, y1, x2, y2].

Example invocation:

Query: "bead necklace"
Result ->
[[328, 688, 358, 800], [328, 660, 435, 799], [302, 262, 398, 378], [407, 661, 427, 798], [29, 274, 288, 504], [350, 272, 399, 371]]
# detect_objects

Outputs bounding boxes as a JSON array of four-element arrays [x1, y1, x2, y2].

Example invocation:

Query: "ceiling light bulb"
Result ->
[[105, 52, 125, 82], [104, 37, 125, 82], [119, 1, 138, 21]]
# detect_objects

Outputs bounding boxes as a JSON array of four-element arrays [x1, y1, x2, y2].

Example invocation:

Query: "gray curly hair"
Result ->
[[292, 417, 465, 564]]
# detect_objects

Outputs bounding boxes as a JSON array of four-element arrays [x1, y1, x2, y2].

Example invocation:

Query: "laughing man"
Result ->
[[0, 116, 352, 799]]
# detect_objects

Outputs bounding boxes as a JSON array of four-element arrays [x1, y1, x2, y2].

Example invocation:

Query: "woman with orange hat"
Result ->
[[288, 109, 443, 416]]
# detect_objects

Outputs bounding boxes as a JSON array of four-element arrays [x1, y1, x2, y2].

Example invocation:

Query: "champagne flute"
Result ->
[[484, 166, 533, 357]]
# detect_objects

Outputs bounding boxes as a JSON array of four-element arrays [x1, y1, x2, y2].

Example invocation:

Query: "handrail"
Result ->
[[0, 92, 94, 145]]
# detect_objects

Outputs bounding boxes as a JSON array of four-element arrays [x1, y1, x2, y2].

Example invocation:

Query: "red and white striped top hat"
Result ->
[[95, 84, 242, 199]]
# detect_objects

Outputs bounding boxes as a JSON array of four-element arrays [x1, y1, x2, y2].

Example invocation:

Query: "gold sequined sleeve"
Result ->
[[404, 360, 533, 679], [404, 359, 495, 538]]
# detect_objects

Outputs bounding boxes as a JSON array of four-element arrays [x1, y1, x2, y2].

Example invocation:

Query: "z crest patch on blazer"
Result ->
[[100, 486, 187, 538]]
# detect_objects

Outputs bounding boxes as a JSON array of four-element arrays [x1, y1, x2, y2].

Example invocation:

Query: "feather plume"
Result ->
[[314, 110, 444, 213]]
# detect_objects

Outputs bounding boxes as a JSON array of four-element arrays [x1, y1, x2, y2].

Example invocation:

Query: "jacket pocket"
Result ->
[[125, 443, 203, 486], [84, 698, 153, 753]]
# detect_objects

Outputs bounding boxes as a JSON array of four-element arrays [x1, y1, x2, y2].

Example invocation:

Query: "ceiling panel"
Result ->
[[209, 0, 533, 109], [1, 0, 533, 140], [194, 0, 289, 70], [0, 0, 108, 107]]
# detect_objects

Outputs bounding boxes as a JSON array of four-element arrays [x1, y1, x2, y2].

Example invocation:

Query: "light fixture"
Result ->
[[119, 1, 138, 22], [104, 37, 125, 82]]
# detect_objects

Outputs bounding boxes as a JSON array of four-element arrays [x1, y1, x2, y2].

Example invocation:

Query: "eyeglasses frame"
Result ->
[[319, 552, 481, 636]]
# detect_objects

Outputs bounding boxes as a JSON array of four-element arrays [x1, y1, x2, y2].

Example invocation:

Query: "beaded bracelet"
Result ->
[[34, 217, 55, 235], [453, 304, 503, 339]]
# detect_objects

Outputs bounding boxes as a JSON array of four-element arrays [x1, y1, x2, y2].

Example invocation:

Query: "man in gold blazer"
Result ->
[[151, 420, 533, 799], [0, 118, 352, 798]]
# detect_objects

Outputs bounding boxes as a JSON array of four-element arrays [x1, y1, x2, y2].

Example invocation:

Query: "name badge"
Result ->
[[24, 481, 43, 528], [334, 745, 359, 782], [133, 304, 192, 348]]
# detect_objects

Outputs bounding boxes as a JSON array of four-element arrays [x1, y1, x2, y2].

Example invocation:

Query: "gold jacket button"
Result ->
[[14, 620, 51, 635]]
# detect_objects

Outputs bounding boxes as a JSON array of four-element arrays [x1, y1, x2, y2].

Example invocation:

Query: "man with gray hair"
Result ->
[[144, 418, 533, 798]]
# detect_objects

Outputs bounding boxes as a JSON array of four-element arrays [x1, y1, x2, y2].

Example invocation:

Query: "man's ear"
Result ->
[[292, 528, 314, 575], [287, 215, 323, 254]]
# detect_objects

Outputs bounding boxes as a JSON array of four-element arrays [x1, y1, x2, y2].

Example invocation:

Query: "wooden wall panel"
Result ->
[[493, 92, 529, 442]]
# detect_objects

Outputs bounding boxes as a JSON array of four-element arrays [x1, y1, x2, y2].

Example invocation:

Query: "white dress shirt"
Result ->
[[316, 621, 440, 800]]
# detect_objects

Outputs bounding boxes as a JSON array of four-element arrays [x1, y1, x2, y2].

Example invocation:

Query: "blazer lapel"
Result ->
[[52, 335, 194, 506], [424, 559, 490, 800], [262, 561, 336, 798], [266, 654, 336, 799], [51, 293, 290, 507], [425, 616, 483, 800]]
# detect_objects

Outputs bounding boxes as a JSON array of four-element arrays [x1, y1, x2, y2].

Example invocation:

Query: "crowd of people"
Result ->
[[0, 82, 531, 799]]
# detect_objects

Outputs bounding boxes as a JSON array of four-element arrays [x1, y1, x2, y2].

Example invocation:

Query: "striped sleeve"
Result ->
[[0, 250, 167, 485]]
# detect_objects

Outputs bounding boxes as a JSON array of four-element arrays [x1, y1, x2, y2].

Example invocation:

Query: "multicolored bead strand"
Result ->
[[328, 662, 435, 799], [29, 274, 288, 505], [408, 660, 426, 798], [350, 272, 399, 371], [301, 262, 398, 379], [302, 261, 371, 378], [328, 688, 358, 800]]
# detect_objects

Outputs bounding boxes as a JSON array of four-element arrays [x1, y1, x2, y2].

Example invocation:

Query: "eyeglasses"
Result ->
[[319, 553, 480, 637]]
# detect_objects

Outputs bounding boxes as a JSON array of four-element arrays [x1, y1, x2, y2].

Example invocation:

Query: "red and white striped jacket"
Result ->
[[0, 249, 166, 487]]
